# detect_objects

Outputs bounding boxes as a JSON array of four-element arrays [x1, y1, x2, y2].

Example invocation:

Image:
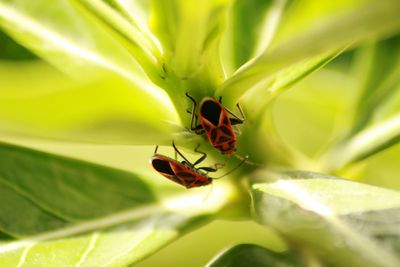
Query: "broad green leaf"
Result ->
[[324, 114, 400, 171], [270, 0, 364, 48], [207, 244, 304, 267], [0, 61, 66, 93], [0, 142, 236, 266], [0, 62, 178, 145], [251, 170, 400, 267], [222, 0, 285, 73], [351, 144, 400, 190], [372, 83, 400, 124], [0, 181, 67, 237], [111, 0, 152, 34], [270, 67, 354, 159], [0, 142, 156, 223], [217, 0, 400, 106], [0, 29, 37, 60], [0, 0, 166, 102], [69, 0, 164, 83], [138, 220, 287, 267], [0, 212, 219, 267], [238, 66, 354, 170], [243, 51, 341, 119], [317, 37, 400, 171], [222, 57, 343, 168], [110, 0, 164, 80], [350, 35, 400, 133]]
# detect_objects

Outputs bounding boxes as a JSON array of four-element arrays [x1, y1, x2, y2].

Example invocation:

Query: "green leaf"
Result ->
[[0, 62, 178, 145], [111, 0, 151, 31], [0, 214, 210, 267], [243, 51, 341, 119], [0, 142, 156, 224], [0, 0, 165, 101], [323, 114, 400, 171], [251, 170, 400, 267], [217, 0, 400, 106], [69, 0, 163, 82], [0, 29, 37, 60], [352, 144, 400, 190], [0, 142, 236, 266], [207, 244, 304, 267], [222, 0, 285, 73], [350, 35, 400, 133], [320, 36, 400, 169], [231, 53, 342, 168], [0, 181, 67, 237], [270, 67, 354, 159], [270, 0, 363, 48]]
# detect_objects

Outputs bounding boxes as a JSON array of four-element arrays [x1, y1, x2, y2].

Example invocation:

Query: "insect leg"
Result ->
[[172, 141, 191, 164], [197, 166, 218, 172], [226, 103, 246, 125], [213, 155, 248, 179], [236, 103, 245, 120], [190, 114, 204, 133], [185, 93, 202, 131], [197, 162, 225, 172], [193, 144, 207, 166]]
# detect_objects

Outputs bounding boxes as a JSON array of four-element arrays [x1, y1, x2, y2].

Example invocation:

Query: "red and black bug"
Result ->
[[150, 142, 247, 189], [186, 93, 245, 155]]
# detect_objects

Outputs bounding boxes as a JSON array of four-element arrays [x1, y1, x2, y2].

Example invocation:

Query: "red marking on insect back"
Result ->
[[186, 94, 245, 155], [150, 154, 212, 189], [199, 98, 237, 155], [150, 143, 247, 189]]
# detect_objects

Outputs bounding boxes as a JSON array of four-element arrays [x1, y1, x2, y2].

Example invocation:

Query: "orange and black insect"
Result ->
[[150, 142, 246, 189], [186, 93, 245, 155]]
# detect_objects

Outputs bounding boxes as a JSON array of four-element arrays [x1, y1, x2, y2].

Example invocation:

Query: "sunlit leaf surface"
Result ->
[[251, 170, 400, 267], [0, 142, 235, 266], [207, 244, 304, 267], [218, 0, 400, 106], [0, 61, 178, 145], [0, 0, 167, 102], [1, 0, 400, 266]]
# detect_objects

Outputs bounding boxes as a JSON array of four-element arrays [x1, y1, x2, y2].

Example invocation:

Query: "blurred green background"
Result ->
[[0, 29, 286, 266], [2, 16, 400, 264]]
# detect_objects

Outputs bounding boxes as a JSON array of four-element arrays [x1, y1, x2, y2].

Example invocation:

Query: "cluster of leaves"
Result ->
[[1, 0, 400, 266]]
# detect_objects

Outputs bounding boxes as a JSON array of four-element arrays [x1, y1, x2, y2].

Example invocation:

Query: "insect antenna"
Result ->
[[172, 141, 191, 163], [213, 155, 248, 179], [154, 145, 159, 154], [233, 153, 264, 167]]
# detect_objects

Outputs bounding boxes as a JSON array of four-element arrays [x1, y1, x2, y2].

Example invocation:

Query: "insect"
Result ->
[[150, 142, 247, 189], [186, 93, 245, 155]]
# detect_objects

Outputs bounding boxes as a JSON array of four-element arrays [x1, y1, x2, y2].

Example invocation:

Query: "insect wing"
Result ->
[[151, 155, 187, 187], [170, 161, 198, 188], [199, 98, 237, 155], [171, 162, 212, 188], [151, 155, 211, 188]]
